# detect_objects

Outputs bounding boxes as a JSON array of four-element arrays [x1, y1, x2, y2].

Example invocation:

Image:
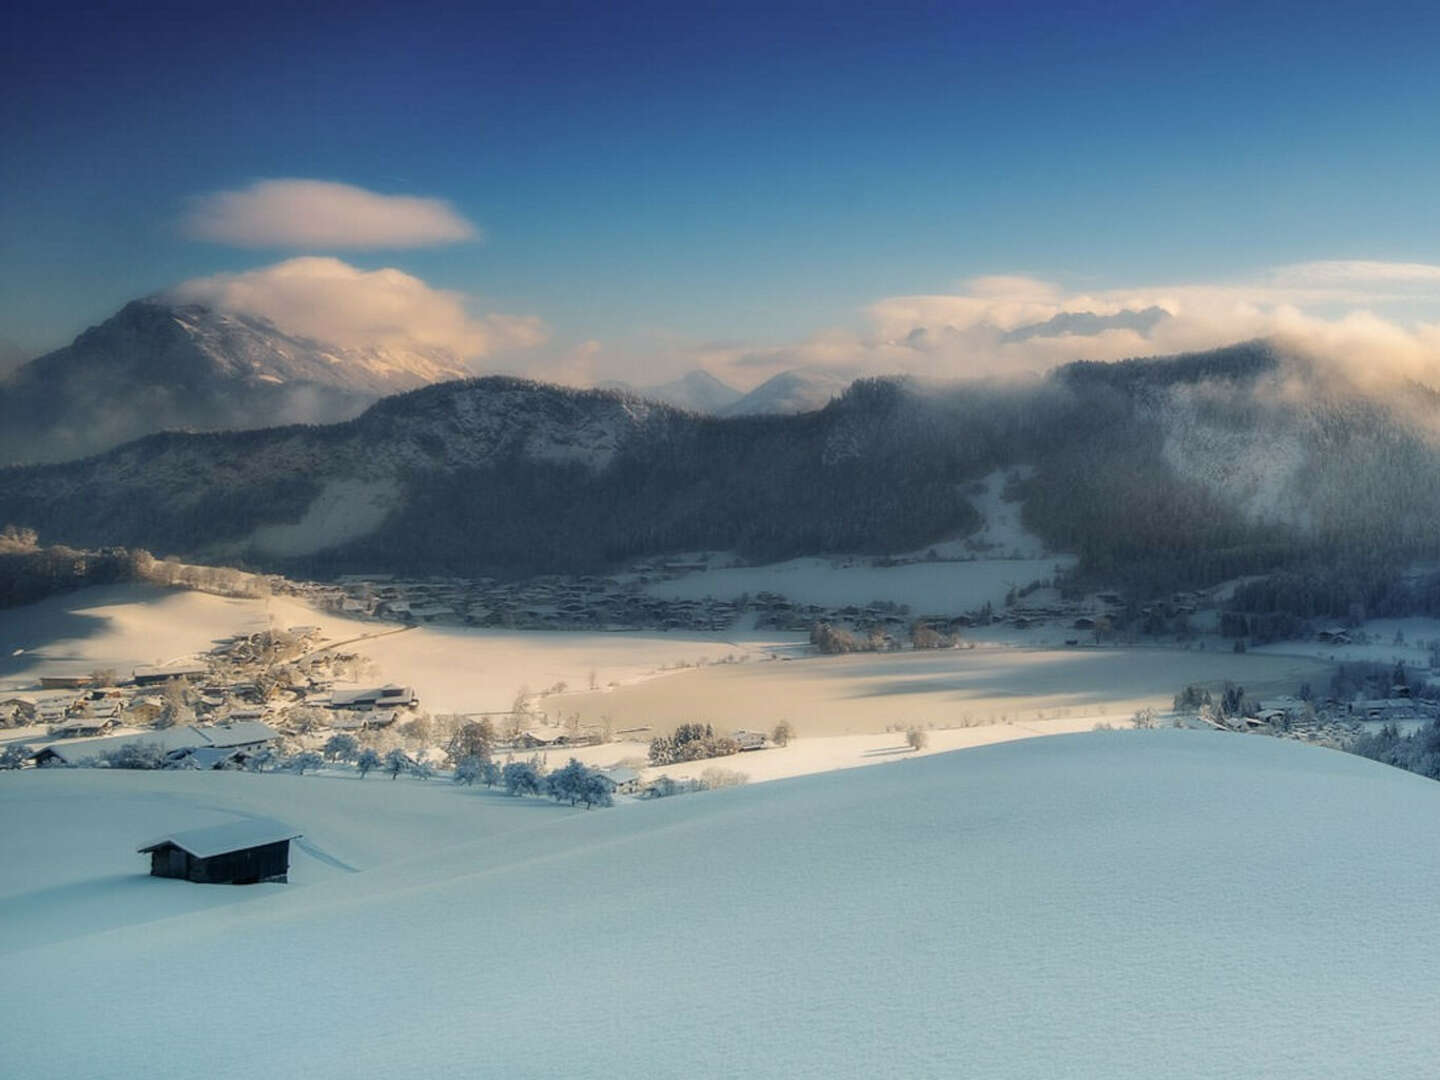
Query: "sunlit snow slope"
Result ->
[[3, 732, 1439, 1079]]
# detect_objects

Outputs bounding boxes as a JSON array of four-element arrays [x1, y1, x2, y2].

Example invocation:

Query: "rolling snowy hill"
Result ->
[[2, 732, 1438, 1078]]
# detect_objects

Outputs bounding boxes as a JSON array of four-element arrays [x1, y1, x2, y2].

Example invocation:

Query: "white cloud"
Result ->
[[184, 179, 478, 248], [1268, 260, 1440, 288], [681, 260, 1440, 393], [170, 257, 546, 360]]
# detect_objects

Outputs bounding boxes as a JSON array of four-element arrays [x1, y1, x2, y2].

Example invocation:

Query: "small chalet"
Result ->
[[49, 713, 120, 738], [1, 695, 38, 720], [515, 728, 565, 748], [733, 730, 769, 751], [138, 818, 301, 884], [329, 684, 418, 711], [596, 766, 642, 795]]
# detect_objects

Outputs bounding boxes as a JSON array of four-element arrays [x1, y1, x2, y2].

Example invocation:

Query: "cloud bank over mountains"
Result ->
[[161, 177, 1440, 398], [680, 260, 1440, 393], [169, 257, 546, 364], [184, 179, 479, 249]]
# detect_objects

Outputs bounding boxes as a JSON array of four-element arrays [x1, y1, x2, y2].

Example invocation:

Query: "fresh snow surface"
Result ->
[[1250, 616, 1440, 668], [3, 732, 1440, 1078], [554, 642, 1331, 737]]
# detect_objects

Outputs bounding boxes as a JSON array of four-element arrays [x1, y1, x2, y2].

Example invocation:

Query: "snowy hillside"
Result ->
[[3, 732, 1438, 1078]]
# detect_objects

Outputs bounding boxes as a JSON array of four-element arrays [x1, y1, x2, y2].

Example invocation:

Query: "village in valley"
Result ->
[[4, 547, 1440, 803]]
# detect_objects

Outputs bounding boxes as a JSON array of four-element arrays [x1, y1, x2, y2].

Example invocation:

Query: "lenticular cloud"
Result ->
[[184, 179, 479, 249]]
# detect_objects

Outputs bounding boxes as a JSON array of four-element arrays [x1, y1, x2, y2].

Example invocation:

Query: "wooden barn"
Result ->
[[138, 819, 301, 885]]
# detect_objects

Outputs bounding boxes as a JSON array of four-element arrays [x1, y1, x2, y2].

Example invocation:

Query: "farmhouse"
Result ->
[[514, 728, 565, 748], [1, 694, 38, 720], [133, 662, 209, 686], [30, 720, 278, 767], [49, 713, 120, 738], [329, 684, 418, 711], [39, 674, 93, 690], [733, 730, 769, 751], [138, 818, 301, 884], [596, 766, 642, 795]]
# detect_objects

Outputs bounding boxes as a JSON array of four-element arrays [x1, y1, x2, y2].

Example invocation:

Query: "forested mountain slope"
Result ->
[[2, 342, 1438, 598]]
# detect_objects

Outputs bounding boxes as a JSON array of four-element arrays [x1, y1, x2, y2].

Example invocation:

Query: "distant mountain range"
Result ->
[[600, 367, 850, 417], [0, 297, 859, 467], [0, 299, 469, 465], [3, 341, 1439, 614], [718, 369, 854, 416]]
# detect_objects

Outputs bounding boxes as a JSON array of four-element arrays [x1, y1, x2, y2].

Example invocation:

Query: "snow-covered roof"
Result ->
[[138, 817, 301, 859], [598, 767, 639, 785], [133, 662, 209, 681], [32, 722, 276, 763], [193, 721, 278, 747]]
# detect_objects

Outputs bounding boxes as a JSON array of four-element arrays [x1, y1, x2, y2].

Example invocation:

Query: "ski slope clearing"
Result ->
[[555, 643, 1332, 736], [3, 732, 1439, 1078], [644, 469, 1071, 612]]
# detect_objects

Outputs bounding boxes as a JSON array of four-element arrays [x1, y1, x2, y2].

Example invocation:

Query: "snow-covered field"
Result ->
[[550, 713, 1135, 787], [1250, 616, 1440, 668], [4, 732, 1439, 1078], [0, 585, 798, 715], [554, 642, 1333, 737]]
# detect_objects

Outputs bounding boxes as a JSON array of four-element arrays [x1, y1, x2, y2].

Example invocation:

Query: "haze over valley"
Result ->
[[4, 3, 1440, 1078]]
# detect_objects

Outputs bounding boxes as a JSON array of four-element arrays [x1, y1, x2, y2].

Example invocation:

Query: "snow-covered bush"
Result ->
[[698, 766, 748, 789], [453, 756, 483, 785], [356, 748, 382, 778], [383, 748, 412, 780], [544, 758, 613, 808], [0, 743, 32, 769], [906, 728, 928, 751], [99, 742, 168, 770], [502, 760, 543, 797], [288, 751, 324, 775], [323, 733, 359, 762]]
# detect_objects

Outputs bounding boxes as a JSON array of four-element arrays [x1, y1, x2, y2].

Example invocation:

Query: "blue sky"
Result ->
[[3, 0, 1439, 383]]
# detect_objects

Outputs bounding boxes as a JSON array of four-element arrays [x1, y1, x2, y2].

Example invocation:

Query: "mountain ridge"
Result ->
[[0, 299, 470, 465]]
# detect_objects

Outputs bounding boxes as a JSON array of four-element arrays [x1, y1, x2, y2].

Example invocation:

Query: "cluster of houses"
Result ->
[[275, 571, 741, 633], [1238, 692, 1440, 736], [0, 621, 437, 766]]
